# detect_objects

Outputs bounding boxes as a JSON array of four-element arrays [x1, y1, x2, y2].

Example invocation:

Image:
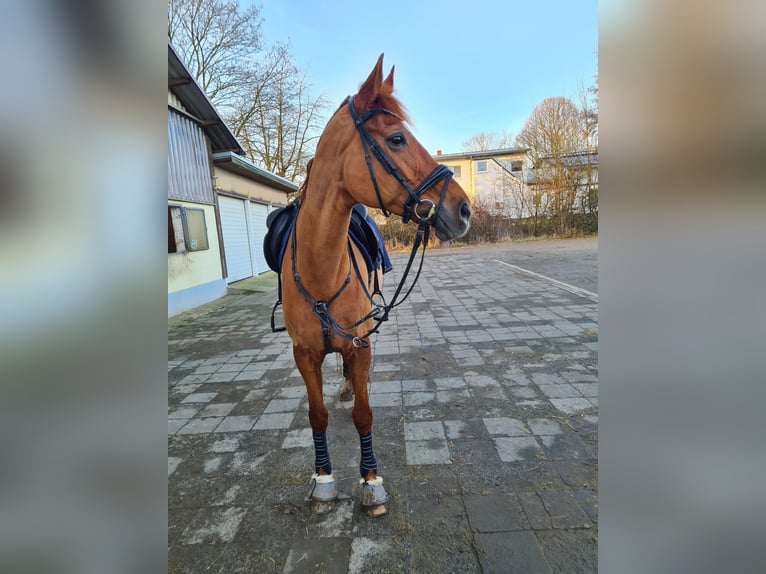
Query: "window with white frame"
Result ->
[[168, 205, 209, 253], [476, 160, 488, 173], [447, 165, 462, 178]]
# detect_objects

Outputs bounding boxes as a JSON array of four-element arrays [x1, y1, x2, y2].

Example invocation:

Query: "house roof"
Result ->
[[537, 150, 599, 168], [212, 152, 298, 193], [168, 43, 244, 155], [433, 147, 528, 162]]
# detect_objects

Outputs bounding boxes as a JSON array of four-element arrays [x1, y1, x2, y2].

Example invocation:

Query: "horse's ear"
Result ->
[[381, 65, 395, 95], [355, 53, 385, 110]]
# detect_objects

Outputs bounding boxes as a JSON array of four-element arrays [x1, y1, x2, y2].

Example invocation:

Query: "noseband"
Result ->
[[348, 95, 453, 225]]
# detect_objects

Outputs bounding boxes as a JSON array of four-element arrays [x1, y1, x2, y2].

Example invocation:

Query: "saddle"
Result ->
[[264, 202, 382, 275]]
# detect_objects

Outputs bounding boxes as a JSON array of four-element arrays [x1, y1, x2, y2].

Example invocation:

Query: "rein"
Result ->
[[290, 98, 454, 351]]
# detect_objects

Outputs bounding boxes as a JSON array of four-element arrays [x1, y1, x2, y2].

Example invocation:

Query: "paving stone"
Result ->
[[176, 417, 224, 434], [263, 398, 302, 413], [213, 415, 257, 433], [204, 372, 237, 383], [402, 379, 431, 391], [530, 373, 564, 385], [510, 387, 538, 400], [373, 361, 399, 372], [242, 388, 272, 401], [168, 419, 187, 434], [549, 398, 593, 414], [369, 393, 402, 407], [177, 374, 210, 386], [527, 418, 563, 436], [573, 488, 599, 523], [253, 412, 295, 430], [405, 440, 451, 465], [538, 490, 593, 529], [404, 421, 445, 441], [403, 391, 435, 406], [436, 389, 471, 403], [537, 384, 582, 398], [483, 417, 530, 436], [277, 385, 306, 399], [433, 377, 465, 390], [172, 383, 202, 396], [464, 492, 529, 532], [169, 405, 200, 420], [181, 392, 218, 404], [198, 402, 236, 417], [281, 428, 313, 449], [465, 374, 500, 387], [518, 492, 553, 530], [474, 531, 552, 574], [493, 436, 542, 462], [369, 380, 402, 394]]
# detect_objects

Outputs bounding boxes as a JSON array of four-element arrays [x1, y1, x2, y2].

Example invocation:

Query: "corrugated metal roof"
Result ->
[[168, 43, 244, 155], [212, 152, 298, 193]]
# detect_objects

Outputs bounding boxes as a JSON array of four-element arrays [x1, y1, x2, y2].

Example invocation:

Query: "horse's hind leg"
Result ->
[[343, 346, 388, 516], [293, 345, 337, 513], [339, 359, 354, 402]]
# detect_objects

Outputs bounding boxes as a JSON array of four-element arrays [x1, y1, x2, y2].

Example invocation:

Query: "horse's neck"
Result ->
[[295, 187, 353, 293]]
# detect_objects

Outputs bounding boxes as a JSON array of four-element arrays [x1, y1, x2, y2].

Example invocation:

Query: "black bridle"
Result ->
[[348, 95, 453, 225], [289, 96, 455, 351]]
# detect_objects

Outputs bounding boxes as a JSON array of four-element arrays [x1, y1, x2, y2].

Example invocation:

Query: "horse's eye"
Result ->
[[386, 133, 407, 148]]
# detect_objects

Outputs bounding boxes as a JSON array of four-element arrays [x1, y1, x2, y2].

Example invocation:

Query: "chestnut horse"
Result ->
[[280, 55, 471, 516]]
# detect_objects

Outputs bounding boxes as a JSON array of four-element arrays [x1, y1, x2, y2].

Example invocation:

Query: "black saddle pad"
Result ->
[[263, 202, 298, 273], [263, 202, 380, 274]]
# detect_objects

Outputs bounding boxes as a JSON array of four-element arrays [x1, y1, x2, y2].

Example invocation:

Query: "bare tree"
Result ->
[[516, 97, 593, 234], [461, 129, 515, 152], [167, 0, 262, 106], [225, 44, 329, 180], [168, 0, 329, 182]]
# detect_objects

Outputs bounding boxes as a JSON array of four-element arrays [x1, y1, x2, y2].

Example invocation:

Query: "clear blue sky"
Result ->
[[249, 0, 597, 154]]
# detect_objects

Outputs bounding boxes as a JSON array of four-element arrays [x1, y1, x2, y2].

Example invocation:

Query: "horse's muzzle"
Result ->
[[433, 199, 471, 242]]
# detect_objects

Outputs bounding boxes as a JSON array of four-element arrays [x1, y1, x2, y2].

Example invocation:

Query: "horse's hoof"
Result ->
[[339, 389, 353, 402], [306, 474, 338, 504], [364, 503, 387, 517], [311, 499, 334, 514], [360, 476, 388, 516]]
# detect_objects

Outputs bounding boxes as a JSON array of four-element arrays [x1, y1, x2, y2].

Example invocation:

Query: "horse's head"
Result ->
[[318, 54, 471, 241]]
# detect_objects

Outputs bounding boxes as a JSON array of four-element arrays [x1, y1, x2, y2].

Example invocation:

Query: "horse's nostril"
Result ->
[[460, 201, 472, 221]]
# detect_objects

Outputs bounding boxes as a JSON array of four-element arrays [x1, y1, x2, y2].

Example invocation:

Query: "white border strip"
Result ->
[[491, 259, 598, 302]]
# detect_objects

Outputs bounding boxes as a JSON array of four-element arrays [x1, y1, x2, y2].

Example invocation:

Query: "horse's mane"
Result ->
[[297, 92, 409, 203]]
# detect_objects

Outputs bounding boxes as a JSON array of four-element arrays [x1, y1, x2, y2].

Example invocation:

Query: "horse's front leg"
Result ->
[[343, 346, 388, 516], [293, 345, 337, 513]]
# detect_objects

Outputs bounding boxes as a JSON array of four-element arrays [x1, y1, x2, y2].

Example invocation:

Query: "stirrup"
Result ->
[[359, 476, 388, 506], [307, 473, 338, 502]]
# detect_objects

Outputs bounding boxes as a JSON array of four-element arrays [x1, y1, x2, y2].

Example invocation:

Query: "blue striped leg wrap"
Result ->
[[359, 432, 378, 478], [313, 432, 332, 475]]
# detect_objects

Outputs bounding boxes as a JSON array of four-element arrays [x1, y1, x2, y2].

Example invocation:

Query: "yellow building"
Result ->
[[433, 148, 529, 217]]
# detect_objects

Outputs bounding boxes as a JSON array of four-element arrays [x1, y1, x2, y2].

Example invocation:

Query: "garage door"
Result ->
[[249, 202, 270, 275], [219, 196, 253, 283]]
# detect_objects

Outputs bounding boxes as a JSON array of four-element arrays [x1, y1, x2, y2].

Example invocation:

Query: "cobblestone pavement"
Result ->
[[168, 242, 598, 573]]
